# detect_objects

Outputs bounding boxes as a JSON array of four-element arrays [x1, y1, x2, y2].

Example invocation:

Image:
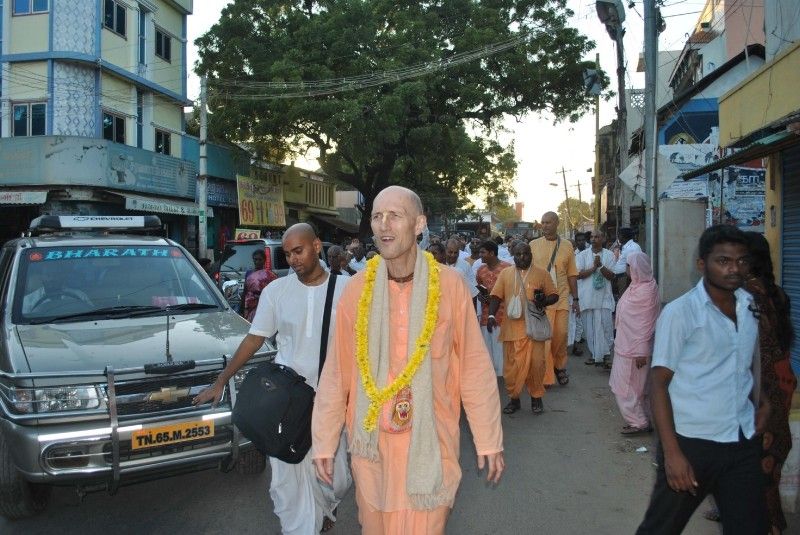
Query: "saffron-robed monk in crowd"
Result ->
[[312, 185, 504, 534]]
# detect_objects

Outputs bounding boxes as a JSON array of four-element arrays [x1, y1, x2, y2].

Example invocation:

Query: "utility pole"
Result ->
[[561, 166, 573, 236], [615, 28, 630, 228], [198, 75, 208, 260], [593, 53, 602, 230], [643, 0, 659, 276]]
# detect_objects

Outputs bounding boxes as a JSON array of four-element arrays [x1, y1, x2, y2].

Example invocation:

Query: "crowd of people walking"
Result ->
[[192, 188, 794, 535]]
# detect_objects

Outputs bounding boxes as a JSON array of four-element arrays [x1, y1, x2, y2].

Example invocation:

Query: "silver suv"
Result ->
[[0, 216, 274, 519]]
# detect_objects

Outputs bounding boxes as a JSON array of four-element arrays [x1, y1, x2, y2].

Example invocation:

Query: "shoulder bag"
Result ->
[[506, 269, 524, 319], [232, 273, 338, 464], [518, 269, 552, 342]]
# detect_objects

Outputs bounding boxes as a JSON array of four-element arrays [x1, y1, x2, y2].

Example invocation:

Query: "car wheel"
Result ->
[[235, 448, 266, 475], [0, 431, 50, 519]]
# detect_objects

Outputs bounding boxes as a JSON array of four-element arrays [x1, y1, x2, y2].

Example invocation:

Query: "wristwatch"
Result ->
[[488, 314, 496, 319]]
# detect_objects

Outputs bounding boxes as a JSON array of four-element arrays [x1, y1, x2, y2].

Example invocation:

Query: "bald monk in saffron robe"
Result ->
[[312, 186, 504, 534]]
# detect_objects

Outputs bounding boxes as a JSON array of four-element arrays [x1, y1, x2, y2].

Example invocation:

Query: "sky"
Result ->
[[186, 1, 704, 221]]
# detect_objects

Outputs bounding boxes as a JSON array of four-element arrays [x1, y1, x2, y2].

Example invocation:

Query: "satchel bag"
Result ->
[[506, 268, 528, 320], [232, 273, 337, 464], [517, 270, 552, 341], [525, 301, 552, 341]]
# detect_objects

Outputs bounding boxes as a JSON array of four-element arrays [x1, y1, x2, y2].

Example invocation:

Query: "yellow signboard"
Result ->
[[236, 174, 286, 227]]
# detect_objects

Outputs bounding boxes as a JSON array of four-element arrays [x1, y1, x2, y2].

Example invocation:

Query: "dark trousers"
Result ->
[[636, 432, 767, 535]]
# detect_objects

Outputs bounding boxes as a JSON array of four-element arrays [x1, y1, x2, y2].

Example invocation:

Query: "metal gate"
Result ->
[[782, 144, 800, 373]]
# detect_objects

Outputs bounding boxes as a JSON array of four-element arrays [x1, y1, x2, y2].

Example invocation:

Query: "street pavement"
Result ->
[[3, 352, 797, 534]]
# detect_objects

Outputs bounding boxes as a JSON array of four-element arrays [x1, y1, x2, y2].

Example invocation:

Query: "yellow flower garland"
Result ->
[[355, 251, 441, 432]]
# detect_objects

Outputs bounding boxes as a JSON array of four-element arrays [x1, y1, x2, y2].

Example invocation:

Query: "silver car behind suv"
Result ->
[[0, 216, 274, 519]]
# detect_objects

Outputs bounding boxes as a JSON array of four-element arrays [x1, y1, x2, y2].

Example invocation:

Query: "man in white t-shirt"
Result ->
[[194, 223, 351, 534]]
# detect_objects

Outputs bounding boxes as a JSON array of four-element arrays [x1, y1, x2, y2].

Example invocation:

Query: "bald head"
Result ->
[[540, 211, 559, 239], [282, 223, 317, 244], [542, 211, 559, 223], [375, 185, 423, 217]]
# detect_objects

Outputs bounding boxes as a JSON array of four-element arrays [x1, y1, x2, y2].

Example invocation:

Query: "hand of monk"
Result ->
[[313, 457, 334, 486], [486, 316, 496, 333], [477, 451, 505, 485], [663, 450, 698, 495], [634, 357, 648, 369], [755, 399, 771, 435], [571, 300, 580, 315]]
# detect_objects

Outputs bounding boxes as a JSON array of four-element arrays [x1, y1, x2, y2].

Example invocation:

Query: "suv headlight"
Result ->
[[7, 386, 102, 414]]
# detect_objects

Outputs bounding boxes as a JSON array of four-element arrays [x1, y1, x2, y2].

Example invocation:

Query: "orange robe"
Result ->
[[312, 266, 503, 533], [490, 265, 557, 399], [529, 237, 578, 384]]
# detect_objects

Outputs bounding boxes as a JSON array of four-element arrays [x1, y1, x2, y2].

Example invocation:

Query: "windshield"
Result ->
[[13, 245, 221, 324], [220, 243, 289, 273]]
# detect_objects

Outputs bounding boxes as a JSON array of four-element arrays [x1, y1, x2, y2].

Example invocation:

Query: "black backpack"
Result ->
[[232, 273, 337, 464]]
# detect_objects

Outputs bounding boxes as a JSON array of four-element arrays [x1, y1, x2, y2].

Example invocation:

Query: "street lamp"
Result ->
[[549, 182, 572, 236], [595, 0, 630, 228]]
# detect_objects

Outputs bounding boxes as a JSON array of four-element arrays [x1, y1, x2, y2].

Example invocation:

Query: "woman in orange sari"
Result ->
[[745, 232, 796, 534]]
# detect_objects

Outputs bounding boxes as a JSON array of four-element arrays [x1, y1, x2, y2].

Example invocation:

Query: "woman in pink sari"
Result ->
[[610, 251, 660, 435]]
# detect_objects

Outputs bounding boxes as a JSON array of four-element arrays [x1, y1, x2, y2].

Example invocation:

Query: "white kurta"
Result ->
[[575, 248, 616, 362], [249, 273, 352, 534], [448, 257, 479, 298]]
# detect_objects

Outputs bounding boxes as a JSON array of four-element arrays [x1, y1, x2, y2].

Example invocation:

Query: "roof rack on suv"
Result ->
[[28, 215, 162, 235]]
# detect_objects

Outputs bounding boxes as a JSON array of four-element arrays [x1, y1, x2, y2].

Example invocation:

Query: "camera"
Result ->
[[533, 288, 545, 304]]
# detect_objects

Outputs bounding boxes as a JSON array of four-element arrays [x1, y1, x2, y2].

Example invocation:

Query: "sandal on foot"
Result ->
[[555, 368, 569, 385], [503, 399, 521, 414], [620, 426, 653, 435], [531, 397, 544, 414], [584, 358, 596, 366]]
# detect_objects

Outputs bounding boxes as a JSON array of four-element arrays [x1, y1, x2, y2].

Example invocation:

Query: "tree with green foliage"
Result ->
[[196, 0, 605, 236], [556, 197, 593, 237]]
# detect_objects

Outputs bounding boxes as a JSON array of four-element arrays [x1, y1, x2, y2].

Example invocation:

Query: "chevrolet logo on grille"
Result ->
[[147, 387, 190, 403]]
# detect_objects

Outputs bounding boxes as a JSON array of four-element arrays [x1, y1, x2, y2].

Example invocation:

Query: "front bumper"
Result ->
[[0, 356, 270, 490], [3, 409, 251, 486]]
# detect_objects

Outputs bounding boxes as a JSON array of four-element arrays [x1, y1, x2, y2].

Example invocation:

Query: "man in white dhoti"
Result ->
[[575, 230, 616, 369], [194, 223, 351, 534], [569, 232, 588, 355]]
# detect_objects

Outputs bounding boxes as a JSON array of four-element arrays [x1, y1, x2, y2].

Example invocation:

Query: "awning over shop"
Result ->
[[0, 189, 48, 205], [681, 130, 800, 180], [107, 191, 214, 218], [310, 213, 360, 235]]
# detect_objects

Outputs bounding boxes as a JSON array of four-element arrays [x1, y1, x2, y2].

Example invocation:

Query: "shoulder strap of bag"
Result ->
[[546, 237, 561, 273], [318, 273, 338, 379]]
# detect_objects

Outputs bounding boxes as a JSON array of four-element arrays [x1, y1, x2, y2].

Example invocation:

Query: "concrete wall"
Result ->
[[151, 0, 184, 95], [718, 42, 800, 147], [153, 94, 183, 155], [101, 5, 135, 70], [658, 198, 706, 302], [724, 0, 765, 61], [6, 61, 47, 100], [7, 11, 47, 54], [765, 0, 800, 61], [100, 72, 135, 144]]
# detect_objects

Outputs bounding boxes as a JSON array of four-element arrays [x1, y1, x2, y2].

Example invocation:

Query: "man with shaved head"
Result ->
[[313, 185, 504, 533], [445, 237, 479, 306], [530, 211, 580, 386], [194, 222, 352, 534]]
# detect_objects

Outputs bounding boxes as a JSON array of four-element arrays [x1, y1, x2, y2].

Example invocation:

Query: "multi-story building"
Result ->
[[0, 0, 196, 246]]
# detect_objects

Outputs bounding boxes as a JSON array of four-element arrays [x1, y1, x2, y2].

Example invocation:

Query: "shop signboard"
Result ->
[[234, 228, 261, 239], [236, 174, 286, 227]]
